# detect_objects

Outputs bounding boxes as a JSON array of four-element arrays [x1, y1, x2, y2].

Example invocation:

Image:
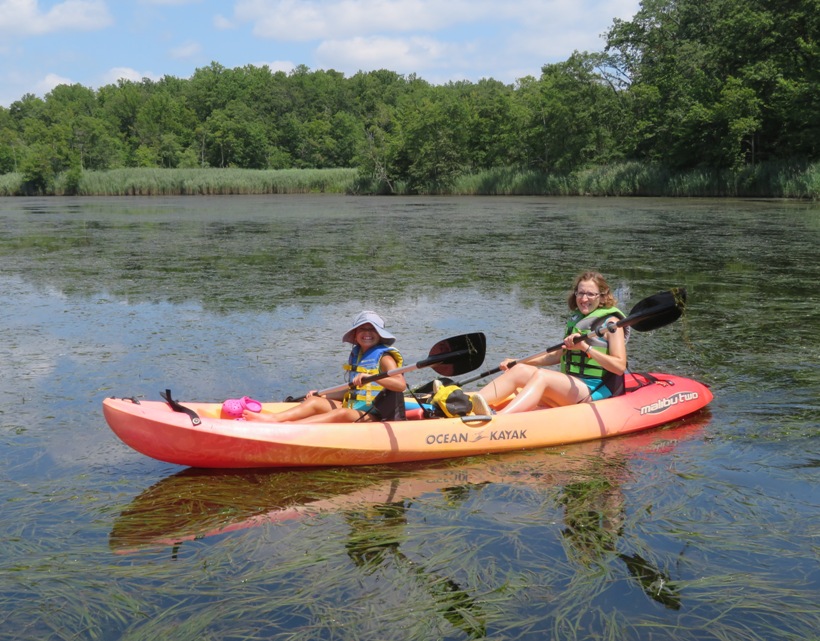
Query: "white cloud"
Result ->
[[170, 40, 202, 59], [233, 0, 485, 41], [230, 0, 637, 46], [501, 0, 631, 55], [0, 0, 112, 36], [316, 36, 458, 74], [228, 0, 640, 83], [213, 14, 235, 29], [101, 67, 162, 85], [36, 72, 73, 94], [252, 60, 297, 74], [509, 28, 604, 62]]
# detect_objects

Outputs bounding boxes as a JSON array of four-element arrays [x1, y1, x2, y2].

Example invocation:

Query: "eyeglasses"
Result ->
[[575, 291, 601, 299]]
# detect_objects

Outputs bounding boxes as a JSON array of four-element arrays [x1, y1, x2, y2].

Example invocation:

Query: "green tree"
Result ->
[[3, 95, 47, 175], [186, 62, 237, 121], [392, 89, 469, 193], [204, 101, 270, 168], [606, 0, 819, 167], [349, 70, 410, 191], [453, 78, 521, 170], [354, 104, 400, 192], [19, 142, 57, 194], [516, 53, 624, 173], [98, 79, 150, 162], [37, 84, 125, 170], [0, 107, 23, 173], [131, 87, 196, 167]]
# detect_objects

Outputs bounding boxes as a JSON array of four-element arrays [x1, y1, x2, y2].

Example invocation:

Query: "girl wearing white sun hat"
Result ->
[[244, 311, 405, 423]]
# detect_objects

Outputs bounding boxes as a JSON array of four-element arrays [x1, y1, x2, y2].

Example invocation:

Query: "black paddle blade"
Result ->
[[626, 288, 686, 332], [412, 377, 456, 395], [427, 332, 486, 377]]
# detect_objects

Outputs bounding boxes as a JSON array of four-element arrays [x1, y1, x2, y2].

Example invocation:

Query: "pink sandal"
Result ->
[[222, 396, 262, 419]]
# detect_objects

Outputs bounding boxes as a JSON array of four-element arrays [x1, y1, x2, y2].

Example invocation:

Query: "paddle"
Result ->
[[285, 332, 486, 402], [426, 288, 686, 390]]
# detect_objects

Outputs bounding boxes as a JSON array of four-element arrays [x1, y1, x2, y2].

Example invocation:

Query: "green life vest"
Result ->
[[561, 306, 627, 396]]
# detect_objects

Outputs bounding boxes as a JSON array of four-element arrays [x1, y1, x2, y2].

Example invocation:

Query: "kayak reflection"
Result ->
[[111, 415, 709, 557], [111, 417, 709, 619], [343, 500, 487, 638], [558, 466, 683, 609]]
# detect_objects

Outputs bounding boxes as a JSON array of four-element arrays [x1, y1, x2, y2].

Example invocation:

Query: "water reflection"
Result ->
[[109, 417, 705, 619], [558, 473, 682, 610], [110, 421, 704, 554], [344, 501, 487, 639], [4, 196, 817, 317]]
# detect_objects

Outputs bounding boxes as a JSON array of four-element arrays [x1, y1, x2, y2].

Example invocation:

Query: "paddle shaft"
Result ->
[[290, 349, 471, 402], [454, 339, 580, 387], [454, 289, 685, 387]]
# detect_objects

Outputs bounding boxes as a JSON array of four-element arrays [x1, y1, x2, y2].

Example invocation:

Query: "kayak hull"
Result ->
[[103, 373, 712, 468]]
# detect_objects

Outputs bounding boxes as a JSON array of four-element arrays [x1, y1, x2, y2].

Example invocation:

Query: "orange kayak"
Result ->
[[103, 372, 712, 468]]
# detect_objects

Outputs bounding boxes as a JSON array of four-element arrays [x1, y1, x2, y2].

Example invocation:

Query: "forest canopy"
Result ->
[[1, 0, 817, 195]]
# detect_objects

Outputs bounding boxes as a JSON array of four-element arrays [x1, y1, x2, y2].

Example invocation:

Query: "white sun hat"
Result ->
[[342, 310, 396, 345]]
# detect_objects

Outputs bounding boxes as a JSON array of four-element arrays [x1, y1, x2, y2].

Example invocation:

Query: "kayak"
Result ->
[[103, 372, 712, 468]]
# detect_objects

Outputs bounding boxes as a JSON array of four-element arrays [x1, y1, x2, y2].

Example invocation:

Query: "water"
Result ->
[[1, 195, 818, 640]]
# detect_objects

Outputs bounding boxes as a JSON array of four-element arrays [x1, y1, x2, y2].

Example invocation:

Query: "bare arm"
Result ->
[[377, 353, 407, 391]]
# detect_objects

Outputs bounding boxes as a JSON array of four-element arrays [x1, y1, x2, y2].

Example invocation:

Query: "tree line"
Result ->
[[1, 0, 817, 195]]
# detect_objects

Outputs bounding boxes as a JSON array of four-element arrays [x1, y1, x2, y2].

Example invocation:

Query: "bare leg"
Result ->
[[477, 363, 538, 405], [300, 407, 366, 424], [243, 396, 341, 422], [499, 369, 592, 414]]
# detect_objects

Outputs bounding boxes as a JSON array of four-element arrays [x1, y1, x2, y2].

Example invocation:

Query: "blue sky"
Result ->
[[0, 0, 641, 107]]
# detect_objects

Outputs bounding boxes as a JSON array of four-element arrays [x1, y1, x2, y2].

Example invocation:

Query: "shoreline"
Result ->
[[1, 162, 817, 199]]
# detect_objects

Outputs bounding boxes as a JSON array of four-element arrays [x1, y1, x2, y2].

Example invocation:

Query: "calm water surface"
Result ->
[[0, 195, 818, 640]]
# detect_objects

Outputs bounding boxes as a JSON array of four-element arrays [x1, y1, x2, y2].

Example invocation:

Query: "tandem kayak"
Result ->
[[103, 372, 712, 469]]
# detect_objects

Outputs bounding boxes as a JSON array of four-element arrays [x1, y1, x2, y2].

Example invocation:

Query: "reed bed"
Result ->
[[451, 161, 820, 198], [1, 160, 817, 197], [70, 167, 359, 196], [0, 172, 21, 196]]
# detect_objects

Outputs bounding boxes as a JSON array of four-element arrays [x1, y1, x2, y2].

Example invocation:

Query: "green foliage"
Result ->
[[451, 161, 820, 198], [19, 143, 56, 194], [0, 171, 21, 195], [389, 90, 470, 193], [0, 2, 817, 194], [204, 101, 270, 168], [517, 52, 627, 173], [62, 165, 83, 195], [605, 0, 819, 169], [0, 111, 22, 173]]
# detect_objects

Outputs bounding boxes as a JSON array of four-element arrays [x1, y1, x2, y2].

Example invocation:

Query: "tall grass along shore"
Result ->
[[1, 162, 818, 199]]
